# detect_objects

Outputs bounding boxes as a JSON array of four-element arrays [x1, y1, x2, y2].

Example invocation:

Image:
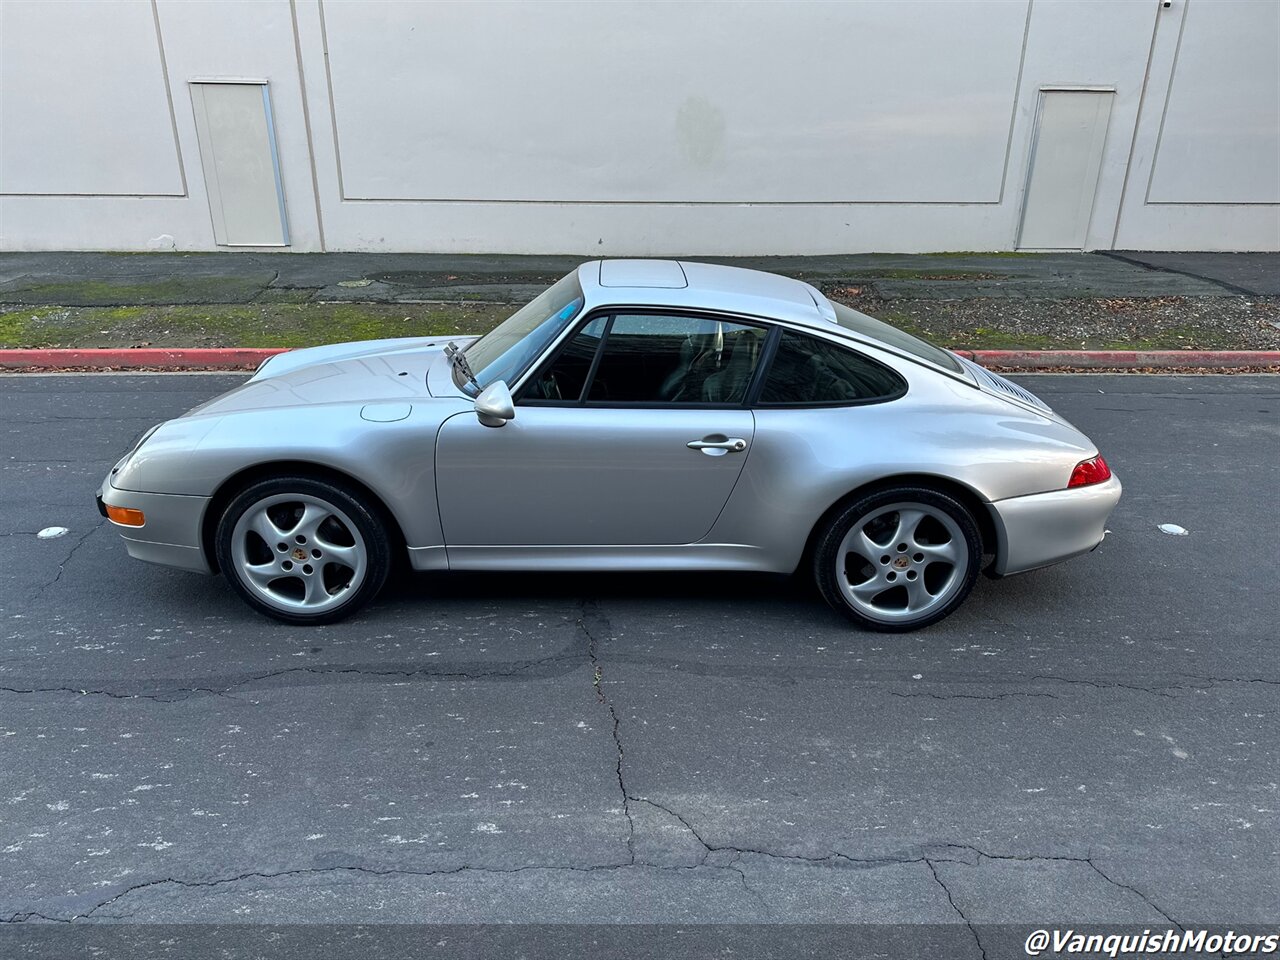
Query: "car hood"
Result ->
[[183, 336, 474, 417]]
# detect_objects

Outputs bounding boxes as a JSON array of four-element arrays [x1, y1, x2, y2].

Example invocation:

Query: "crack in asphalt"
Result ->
[[630, 795, 940, 873], [0, 684, 222, 703], [0, 651, 586, 703], [925, 859, 988, 960], [0, 911, 71, 924], [0, 846, 1185, 929], [613, 801, 1188, 934], [1029, 674, 1180, 697], [578, 599, 637, 867], [930, 844, 1182, 929], [0, 595, 1214, 929], [1033, 673, 1280, 697], [27, 520, 106, 602], [3, 860, 765, 924], [5, 666, 1274, 703], [1085, 860, 1184, 931], [573, 600, 777, 916], [0, 615, 1193, 933]]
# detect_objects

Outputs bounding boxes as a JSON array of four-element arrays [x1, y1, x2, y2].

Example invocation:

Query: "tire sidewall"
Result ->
[[215, 476, 391, 625], [814, 486, 982, 632]]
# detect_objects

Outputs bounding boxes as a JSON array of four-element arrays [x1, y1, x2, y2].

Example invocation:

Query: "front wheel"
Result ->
[[813, 487, 982, 632], [215, 476, 391, 625]]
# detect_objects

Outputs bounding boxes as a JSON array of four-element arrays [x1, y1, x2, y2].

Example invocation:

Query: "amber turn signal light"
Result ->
[[105, 504, 145, 527]]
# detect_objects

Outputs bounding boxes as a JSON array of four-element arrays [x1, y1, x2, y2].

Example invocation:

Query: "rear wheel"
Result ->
[[215, 476, 391, 625], [813, 487, 981, 632]]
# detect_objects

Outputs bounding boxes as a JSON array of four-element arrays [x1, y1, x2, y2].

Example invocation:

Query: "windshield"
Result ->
[[457, 272, 585, 394], [830, 301, 963, 374]]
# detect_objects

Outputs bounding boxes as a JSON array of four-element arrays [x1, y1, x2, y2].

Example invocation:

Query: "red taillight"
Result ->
[[1068, 455, 1111, 488]]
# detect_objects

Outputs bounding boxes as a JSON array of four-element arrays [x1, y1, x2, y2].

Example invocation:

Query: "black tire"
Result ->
[[215, 475, 392, 626], [813, 486, 982, 632]]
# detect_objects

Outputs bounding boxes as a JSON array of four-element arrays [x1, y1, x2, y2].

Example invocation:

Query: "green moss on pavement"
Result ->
[[0, 302, 512, 349]]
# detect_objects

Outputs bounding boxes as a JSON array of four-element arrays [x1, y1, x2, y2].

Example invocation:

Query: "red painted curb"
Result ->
[[0, 347, 1277, 371], [0, 348, 289, 370]]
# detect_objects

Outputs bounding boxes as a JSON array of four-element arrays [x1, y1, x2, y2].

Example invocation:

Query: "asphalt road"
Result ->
[[1, 374, 1277, 958]]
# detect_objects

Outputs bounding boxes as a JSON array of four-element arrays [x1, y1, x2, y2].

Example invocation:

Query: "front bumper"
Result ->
[[989, 475, 1122, 577], [98, 478, 213, 574]]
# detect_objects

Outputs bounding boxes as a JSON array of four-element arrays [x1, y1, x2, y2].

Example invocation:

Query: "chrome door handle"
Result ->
[[687, 437, 747, 452]]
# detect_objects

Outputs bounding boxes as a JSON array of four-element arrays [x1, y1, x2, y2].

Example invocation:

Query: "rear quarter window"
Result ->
[[758, 330, 906, 405], [830, 301, 963, 374]]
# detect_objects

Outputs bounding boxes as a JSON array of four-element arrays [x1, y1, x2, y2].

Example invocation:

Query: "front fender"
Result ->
[[113, 404, 466, 549]]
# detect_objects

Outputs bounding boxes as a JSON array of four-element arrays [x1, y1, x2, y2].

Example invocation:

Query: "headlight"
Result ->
[[130, 423, 163, 455], [111, 423, 162, 476]]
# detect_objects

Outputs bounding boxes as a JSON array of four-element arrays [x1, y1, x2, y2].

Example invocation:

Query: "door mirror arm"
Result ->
[[474, 380, 515, 428]]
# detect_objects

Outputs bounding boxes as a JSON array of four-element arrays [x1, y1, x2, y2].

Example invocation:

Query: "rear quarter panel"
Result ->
[[707, 367, 1099, 572]]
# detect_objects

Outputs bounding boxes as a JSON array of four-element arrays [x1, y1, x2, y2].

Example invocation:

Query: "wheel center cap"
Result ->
[[893, 556, 910, 569], [292, 548, 308, 562]]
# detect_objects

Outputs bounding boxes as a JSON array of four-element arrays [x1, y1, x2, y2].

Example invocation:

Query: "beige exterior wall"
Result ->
[[1, 0, 1276, 252]]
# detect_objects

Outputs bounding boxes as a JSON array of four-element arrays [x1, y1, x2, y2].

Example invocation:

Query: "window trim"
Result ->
[[515, 307, 773, 410]]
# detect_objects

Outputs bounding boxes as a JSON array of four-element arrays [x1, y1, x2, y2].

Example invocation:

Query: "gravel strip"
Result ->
[[825, 289, 1280, 351]]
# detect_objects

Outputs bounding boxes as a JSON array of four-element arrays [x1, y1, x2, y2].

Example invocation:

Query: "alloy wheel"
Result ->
[[229, 493, 368, 615], [835, 501, 970, 624]]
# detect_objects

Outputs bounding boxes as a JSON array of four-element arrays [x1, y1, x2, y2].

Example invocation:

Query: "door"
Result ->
[[189, 81, 289, 246], [1017, 89, 1114, 250], [434, 312, 767, 546], [436, 407, 754, 545]]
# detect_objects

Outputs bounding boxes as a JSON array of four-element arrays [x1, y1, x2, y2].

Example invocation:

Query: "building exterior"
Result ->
[[1, 0, 1277, 254]]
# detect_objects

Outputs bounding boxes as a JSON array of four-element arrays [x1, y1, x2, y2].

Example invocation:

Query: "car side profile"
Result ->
[[98, 260, 1121, 631]]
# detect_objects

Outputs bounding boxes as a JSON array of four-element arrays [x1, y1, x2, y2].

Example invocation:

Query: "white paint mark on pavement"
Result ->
[[1158, 523, 1189, 536], [37, 526, 69, 540]]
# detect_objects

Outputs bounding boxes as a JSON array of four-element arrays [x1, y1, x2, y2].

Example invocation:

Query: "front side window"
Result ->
[[586, 314, 767, 404], [523, 316, 607, 401], [458, 272, 585, 394], [758, 330, 906, 405]]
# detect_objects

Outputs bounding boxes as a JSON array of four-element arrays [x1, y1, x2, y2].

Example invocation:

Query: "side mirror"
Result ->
[[474, 380, 515, 428]]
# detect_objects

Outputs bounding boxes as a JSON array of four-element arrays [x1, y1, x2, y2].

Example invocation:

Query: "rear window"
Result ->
[[830, 301, 963, 373]]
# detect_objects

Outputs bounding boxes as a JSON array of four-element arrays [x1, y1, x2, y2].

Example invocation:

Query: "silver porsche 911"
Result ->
[[98, 260, 1120, 631]]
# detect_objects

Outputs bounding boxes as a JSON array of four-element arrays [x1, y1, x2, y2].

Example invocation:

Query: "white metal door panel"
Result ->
[[1017, 91, 1114, 250], [189, 82, 288, 246]]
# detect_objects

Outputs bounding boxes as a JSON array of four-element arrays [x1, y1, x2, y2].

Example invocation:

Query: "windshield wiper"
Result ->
[[444, 341, 479, 389]]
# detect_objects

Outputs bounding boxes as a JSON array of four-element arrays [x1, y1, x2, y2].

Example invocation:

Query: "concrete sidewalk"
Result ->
[[1, 250, 1276, 307]]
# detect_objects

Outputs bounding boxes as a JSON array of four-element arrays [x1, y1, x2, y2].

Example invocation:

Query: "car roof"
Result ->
[[578, 259, 838, 329]]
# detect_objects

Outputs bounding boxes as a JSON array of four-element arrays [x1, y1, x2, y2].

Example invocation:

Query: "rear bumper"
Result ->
[[98, 479, 213, 574], [989, 475, 1121, 577]]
